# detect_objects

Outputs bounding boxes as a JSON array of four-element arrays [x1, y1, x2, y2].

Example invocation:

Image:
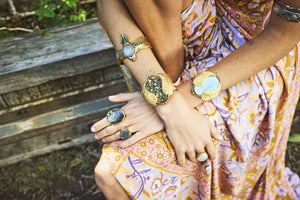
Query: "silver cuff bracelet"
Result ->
[[273, 0, 300, 23]]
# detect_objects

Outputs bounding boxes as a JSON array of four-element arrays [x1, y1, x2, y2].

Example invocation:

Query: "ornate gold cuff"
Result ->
[[141, 73, 176, 106], [116, 34, 152, 65], [192, 71, 221, 101]]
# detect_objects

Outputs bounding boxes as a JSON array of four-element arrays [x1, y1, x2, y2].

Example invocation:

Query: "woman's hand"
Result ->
[[156, 92, 223, 166], [91, 92, 164, 147]]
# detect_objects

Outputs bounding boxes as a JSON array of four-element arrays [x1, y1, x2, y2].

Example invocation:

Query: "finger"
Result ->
[[108, 92, 139, 103], [209, 122, 223, 141], [101, 131, 121, 143], [175, 147, 186, 167], [187, 150, 197, 163], [91, 117, 110, 132], [205, 140, 217, 160], [95, 125, 120, 140], [115, 131, 148, 148], [103, 126, 135, 143]]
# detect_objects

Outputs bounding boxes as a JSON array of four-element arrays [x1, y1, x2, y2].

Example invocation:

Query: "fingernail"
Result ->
[[108, 95, 116, 100], [94, 134, 99, 139], [91, 126, 96, 132], [101, 139, 105, 143]]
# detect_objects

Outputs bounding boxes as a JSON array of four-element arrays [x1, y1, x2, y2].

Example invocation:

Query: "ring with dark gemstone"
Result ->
[[106, 108, 126, 125], [120, 128, 132, 140]]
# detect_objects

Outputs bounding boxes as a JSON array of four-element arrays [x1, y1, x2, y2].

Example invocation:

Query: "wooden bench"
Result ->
[[0, 18, 137, 166]]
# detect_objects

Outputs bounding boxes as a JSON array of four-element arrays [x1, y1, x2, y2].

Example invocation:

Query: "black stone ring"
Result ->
[[120, 128, 132, 140], [106, 108, 126, 125]]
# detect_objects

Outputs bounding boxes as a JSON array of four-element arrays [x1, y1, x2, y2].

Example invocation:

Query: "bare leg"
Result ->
[[94, 155, 130, 200]]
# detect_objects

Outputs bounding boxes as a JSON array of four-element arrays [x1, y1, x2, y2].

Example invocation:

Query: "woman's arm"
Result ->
[[110, 0, 300, 108], [93, 0, 300, 166], [97, 0, 184, 82], [178, 0, 300, 107], [94, 0, 221, 166]]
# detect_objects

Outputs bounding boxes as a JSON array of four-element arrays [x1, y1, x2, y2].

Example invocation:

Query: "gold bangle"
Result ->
[[192, 71, 221, 101], [116, 34, 152, 65], [141, 73, 176, 106]]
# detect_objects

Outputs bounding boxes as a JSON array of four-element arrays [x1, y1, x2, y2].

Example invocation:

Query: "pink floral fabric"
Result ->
[[101, 0, 300, 199]]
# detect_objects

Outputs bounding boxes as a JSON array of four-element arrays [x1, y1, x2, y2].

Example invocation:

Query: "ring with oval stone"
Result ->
[[197, 152, 208, 162], [119, 128, 132, 140], [106, 108, 126, 125]]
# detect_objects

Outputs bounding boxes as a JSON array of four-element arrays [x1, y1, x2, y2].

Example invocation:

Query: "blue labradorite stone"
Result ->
[[123, 44, 135, 57], [205, 76, 219, 90], [194, 76, 219, 96], [194, 86, 204, 96], [120, 128, 131, 140], [106, 108, 125, 124]]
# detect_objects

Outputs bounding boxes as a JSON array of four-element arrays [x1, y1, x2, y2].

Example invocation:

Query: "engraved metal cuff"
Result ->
[[116, 34, 152, 65], [192, 71, 221, 101], [273, 0, 300, 23], [141, 73, 176, 106]]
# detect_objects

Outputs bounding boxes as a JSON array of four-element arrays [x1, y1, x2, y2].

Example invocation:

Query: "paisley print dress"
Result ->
[[101, 0, 300, 199]]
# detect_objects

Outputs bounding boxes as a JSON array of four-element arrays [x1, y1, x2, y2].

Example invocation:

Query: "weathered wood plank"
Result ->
[[0, 18, 116, 94], [0, 63, 123, 114], [0, 18, 135, 166], [0, 80, 128, 143], [0, 88, 128, 166]]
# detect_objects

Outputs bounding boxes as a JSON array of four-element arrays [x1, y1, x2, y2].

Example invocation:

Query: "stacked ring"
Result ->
[[106, 108, 126, 125], [120, 128, 132, 140], [197, 152, 208, 162]]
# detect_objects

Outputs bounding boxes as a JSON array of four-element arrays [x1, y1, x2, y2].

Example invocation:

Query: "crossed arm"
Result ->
[[91, 0, 300, 166]]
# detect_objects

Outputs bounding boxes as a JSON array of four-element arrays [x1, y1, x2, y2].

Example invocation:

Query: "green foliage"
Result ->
[[91, 9, 98, 18], [42, 30, 51, 36], [0, 20, 14, 39], [0, 31, 14, 39], [70, 8, 87, 22], [61, 0, 77, 10], [34, 0, 56, 21], [34, 0, 87, 28], [36, 165, 46, 173], [289, 133, 300, 143]]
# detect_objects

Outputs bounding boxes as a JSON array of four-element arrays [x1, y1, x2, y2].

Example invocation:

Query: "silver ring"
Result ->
[[120, 128, 132, 140], [197, 152, 208, 162], [106, 108, 126, 125]]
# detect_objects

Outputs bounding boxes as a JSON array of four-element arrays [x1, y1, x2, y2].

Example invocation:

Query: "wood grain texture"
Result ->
[[0, 18, 116, 94], [0, 18, 136, 166]]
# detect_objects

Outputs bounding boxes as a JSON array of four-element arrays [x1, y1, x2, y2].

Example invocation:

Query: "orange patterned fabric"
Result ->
[[101, 0, 300, 199]]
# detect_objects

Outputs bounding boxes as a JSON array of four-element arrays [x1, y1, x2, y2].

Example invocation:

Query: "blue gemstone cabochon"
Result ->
[[204, 76, 219, 90], [107, 108, 125, 124], [194, 76, 219, 96], [123, 44, 135, 57]]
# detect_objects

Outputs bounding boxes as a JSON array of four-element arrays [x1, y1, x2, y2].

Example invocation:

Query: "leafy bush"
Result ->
[[34, 0, 88, 28], [0, 21, 14, 39], [0, 30, 14, 39]]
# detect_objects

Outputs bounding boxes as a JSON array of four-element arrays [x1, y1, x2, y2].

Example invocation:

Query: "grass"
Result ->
[[0, 142, 106, 200]]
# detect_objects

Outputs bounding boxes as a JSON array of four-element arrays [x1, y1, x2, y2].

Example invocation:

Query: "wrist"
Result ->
[[155, 91, 186, 121], [177, 80, 203, 107]]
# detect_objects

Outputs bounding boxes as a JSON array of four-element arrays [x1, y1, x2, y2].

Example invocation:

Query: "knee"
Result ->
[[94, 161, 113, 188]]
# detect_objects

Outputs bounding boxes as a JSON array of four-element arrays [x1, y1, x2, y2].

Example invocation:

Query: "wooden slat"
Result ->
[[0, 18, 115, 94], [0, 89, 127, 166], [0, 18, 136, 166]]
